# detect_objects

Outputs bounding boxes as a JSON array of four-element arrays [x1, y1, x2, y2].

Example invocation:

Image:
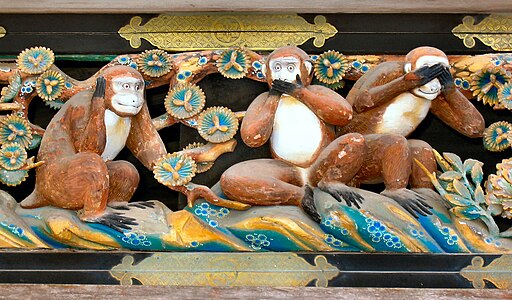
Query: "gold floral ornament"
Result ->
[[452, 15, 512, 51], [183, 142, 213, 173], [314, 50, 348, 85], [470, 66, 510, 107], [164, 83, 206, 120], [0, 142, 27, 171], [216, 49, 249, 79], [483, 121, 512, 152], [35, 70, 65, 101], [0, 114, 33, 148], [486, 159, 512, 219], [153, 152, 197, 187], [137, 49, 172, 78], [17, 47, 55, 75], [197, 107, 239, 143]]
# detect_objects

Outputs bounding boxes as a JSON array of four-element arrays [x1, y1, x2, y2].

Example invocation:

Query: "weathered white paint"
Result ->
[[377, 92, 431, 136], [101, 109, 131, 161], [271, 95, 323, 166]]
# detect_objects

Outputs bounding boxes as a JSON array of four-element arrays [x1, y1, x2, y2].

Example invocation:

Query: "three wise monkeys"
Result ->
[[21, 46, 485, 226], [221, 46, 485, 219]]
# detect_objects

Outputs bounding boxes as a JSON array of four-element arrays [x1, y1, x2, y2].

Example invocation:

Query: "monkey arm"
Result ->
[[430, 87, 485, 138], [347, 62, 419, 113], [77, 87, 107, 153], [293, 85, 353, 126], [126, 103, 167, 169], [240, 91, 281, 148]]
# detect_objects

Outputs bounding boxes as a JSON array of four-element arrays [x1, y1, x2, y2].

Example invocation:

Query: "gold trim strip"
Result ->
[[110, 253, 339, 287], [452, 15, 512, 51], [118, 14, 337, 51], [460, 255, 512, 289]]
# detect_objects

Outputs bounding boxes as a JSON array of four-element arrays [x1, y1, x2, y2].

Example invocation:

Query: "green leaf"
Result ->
[[444, 193, 473, 206], [453, 178, 471, 199], [470, 162, 484, 186], [439, 171, 462, 181], [463, 159, 479, 173], [450, 206, 481, 220], [474, 185, 485, 204], [443, 152, 463, 172]]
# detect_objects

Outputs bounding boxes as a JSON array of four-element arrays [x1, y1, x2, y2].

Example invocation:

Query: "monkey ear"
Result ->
[[404, 62, 412, 73], [305, 60, 313, 76], [261, 63, 267, 79]]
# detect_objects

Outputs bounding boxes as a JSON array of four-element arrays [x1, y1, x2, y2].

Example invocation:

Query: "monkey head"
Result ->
[[101, 65, 145, 117], [262, 46, 313, 86], [404, 46, 450, 101]]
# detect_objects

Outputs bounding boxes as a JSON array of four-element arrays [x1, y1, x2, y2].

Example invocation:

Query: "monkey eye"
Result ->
[[135, 84, 140, 91], [287, 64, 295, 72], [274, 63, 282, 71], [123, 83, 130, 89]]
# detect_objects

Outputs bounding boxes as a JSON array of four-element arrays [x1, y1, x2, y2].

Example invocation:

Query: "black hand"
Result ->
[[93, 76, 106, 98], [295, 74, 303, 88], [413, 63, 445, 86], [269, 86, 282, 97], [438, 66, 454, 88], [394, 197, 433, 219], [272, 79, 298, 95]]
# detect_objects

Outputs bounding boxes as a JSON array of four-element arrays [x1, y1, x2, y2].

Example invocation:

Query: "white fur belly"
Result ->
[[270, 95, 323, 165], [377, 92, 431, 136], [101, 110, 131, 161]]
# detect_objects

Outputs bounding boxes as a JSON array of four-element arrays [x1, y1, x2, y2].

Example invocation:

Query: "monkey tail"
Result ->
[[20, 190, 47, 209]]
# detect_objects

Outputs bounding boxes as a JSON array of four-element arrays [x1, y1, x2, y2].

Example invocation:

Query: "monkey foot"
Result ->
[[300, 185, 321, 223], [82, 212, 138, 232], [381, 188, 433, 218], [183, 183, 251, 211], [110, 201, 156, 211], [318, 182, 365, 209]]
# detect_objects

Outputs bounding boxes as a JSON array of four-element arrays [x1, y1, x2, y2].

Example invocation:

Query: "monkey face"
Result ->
[[407, 55, 449, 101], [268, 56, 302, 83], [108, 77, 144, 117]]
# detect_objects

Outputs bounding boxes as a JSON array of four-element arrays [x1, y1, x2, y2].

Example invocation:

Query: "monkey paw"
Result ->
[[86, 212, 138, 232], [300, 185, 321, 223], [381, 188, 433, 218], [317, 182, 364, 209]]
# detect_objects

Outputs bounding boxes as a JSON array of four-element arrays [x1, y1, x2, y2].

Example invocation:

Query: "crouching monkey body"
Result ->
[[220, 46, 367, 221], [21, 66, 167, 222]]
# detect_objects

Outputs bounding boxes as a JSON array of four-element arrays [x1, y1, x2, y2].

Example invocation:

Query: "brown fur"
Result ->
[[221, 46, 365, 206], [21, 66, 167, 220], [339, 47, 485, 191]]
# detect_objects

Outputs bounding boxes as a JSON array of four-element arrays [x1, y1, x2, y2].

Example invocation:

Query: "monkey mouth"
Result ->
[[418, 89, 439, 95], [116, 102, 142, 109]]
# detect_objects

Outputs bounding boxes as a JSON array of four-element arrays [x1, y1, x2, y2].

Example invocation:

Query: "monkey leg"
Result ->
[[106, 160, 140, 204], [408, 139, 436, 189], [35, 152, 109, 221], [308, 133, 366, 186], [354, 134, 433, 218], [220, 159, 306, 206], [307, 133, 367, 209]]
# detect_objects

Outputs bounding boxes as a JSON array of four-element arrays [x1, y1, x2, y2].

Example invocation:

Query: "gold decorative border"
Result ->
[[0, 26, 5, 39], [110, 253, 339, 287], [118, 14, 337, 51], [452, 15, 512, 51], [460, 255, 512, 289]]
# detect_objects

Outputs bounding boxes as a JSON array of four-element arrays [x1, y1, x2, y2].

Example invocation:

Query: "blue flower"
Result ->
[[0, 71, 22, 102], [498, 82, 512, 109], [470, 67, 510, 107], [153, 153, 197, 187], [17, 47, 55, 75], [197, 106, 239, 143], [164, 83, 206, 120], [36, 70, 65, 101], [137, 49, 172, 77], [216, 49, 249, 79], [117, 56, 131, 65], [483, 121, 512, 152], [198, 56, 208, 66], [0, 168, 29, 186], [0, 114, 33, 148], [0, 143, 27, 170], [314, 50, 347, 85]]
